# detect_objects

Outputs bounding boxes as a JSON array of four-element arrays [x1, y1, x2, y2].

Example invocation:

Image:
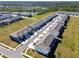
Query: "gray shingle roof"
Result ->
[[32, 14, 56, 28], [57, 12, 79, 16], [10, 26, 32, 38], [35, 34, 55, 52]]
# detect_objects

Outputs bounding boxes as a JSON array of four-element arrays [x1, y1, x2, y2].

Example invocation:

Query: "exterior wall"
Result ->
[[32, 14, 57, 31], [50, 38, 58, 47], [9, 32, 31, 43], [9, 35, 21, 43], [0, 16, 23, 26]]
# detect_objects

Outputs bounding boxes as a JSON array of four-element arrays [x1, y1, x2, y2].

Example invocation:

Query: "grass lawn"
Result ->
[[55, 16, 79, 58], [0, 12, 53, 48], [25, 48, 46, 58]]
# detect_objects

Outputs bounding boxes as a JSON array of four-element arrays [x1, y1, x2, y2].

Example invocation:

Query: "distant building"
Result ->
[[0, 15, 12, 20], [57, 12, 79, 16], [0, 16, 22, 26], [18, 12, 32, 17], [0, 12, 11, 14]]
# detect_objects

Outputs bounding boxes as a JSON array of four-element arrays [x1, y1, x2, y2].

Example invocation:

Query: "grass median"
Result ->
[[55, 16, 79, 58]]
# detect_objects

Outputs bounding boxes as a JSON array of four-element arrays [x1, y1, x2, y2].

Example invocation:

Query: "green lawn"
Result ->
[[55, 16, 79, 58], [0, 12, 53, 48]]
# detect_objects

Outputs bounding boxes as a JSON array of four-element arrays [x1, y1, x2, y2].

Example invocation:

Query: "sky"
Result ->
[[0, 0, 79, 1]]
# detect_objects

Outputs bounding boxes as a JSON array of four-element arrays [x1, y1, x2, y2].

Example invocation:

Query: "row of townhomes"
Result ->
[[9, 13, 57, 43], [9, 12, 69, 57], [28, 14, 69, 57], [1, 11, 79, 58], [0, 12, 38, 26], [56, 11, 79, 16]]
